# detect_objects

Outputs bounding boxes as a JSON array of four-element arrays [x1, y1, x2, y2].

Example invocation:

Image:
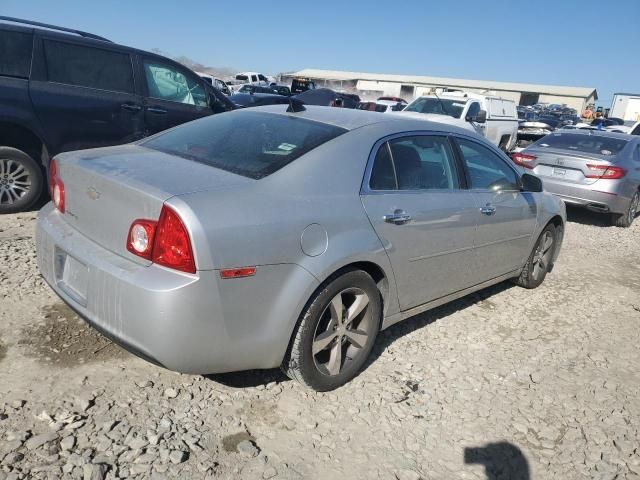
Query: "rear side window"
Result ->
[[44, 40, 134, 93], [143, 111, 347, 179], [534, 132, 629, 156], [0, 30, 33, 78]]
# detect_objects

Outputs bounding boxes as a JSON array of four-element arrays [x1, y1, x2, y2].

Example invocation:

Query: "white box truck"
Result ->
[[610, 93, 640, 121]]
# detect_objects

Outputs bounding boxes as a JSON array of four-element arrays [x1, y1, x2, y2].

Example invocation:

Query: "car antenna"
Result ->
[[287, 97, 306, 113]]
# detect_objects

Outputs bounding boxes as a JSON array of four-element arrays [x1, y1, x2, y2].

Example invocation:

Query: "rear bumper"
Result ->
[[540, 177, 629, 214], [36, 203, 319, 374]]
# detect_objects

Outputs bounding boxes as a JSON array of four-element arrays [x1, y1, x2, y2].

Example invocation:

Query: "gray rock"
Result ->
[[10, 400, 25, 409], [163, 388, 178, 399], [263, 466, 278, 479], [237, 440, 260, 458], [82, 463, 108, 480], [1, 452, 24, 465], [395, 470, 421, 480], [169, 450, 189, 464], [136, 380, 154, 388], [25, 432, 58, 450], [5, 431, 30, 442], [129, 464, 151, 475], [61, 435, 76, 451]]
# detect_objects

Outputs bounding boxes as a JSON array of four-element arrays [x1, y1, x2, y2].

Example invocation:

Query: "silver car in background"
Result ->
[[514, 130, 640, 227], [36, 106, 565, 391]]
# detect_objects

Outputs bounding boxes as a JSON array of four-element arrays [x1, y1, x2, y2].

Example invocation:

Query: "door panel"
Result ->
[[141, 58, 212, 135], [30, 38, 144, 155], [454, 137, 538, 283], [362, 191, 478, 310]]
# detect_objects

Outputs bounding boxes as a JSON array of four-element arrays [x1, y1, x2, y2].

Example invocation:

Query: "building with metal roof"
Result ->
[[281, 69, 598, 112]]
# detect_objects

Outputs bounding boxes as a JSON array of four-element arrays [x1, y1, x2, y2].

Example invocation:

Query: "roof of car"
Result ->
[[549, 128, 634, 140], [247, 105, 474, 135]]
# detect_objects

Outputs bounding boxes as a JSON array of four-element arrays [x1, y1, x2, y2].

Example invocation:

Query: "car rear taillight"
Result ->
[[126, 205, 195, 273], [511, 152, 536, 169], [127, 220, 157, 260], [585, 164, 627, 179], [49, 159, 65, 213]]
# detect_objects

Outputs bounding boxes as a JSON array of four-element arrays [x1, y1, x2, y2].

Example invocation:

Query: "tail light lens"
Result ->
[[152, 206, 196, 273], [511, 152, 536, 169], [585, 164, 627, 179], [126, 220, 157, 260], [49, 159, 65, 213], [126, 205, 195, 273]]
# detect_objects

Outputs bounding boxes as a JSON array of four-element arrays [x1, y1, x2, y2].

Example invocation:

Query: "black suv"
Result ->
[[0, 17, 234, 213]]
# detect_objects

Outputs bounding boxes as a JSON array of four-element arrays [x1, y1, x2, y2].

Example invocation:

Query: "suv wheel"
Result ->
[[0, 147, 43, 214], [282, 269, 381, 391], [613, 191, 639, 228]]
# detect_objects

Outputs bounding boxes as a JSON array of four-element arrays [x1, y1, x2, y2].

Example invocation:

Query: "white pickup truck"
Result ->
[[395, 92, 519, 151]]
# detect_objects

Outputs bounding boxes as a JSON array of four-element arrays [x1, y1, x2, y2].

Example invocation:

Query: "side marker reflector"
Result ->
[[220, 267, 257, 279]]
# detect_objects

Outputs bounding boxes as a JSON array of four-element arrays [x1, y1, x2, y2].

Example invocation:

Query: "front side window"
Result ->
[[44, 40, 134, 93], [143, 60, 207, 106], [369, 136, 460, 191], [456, 138, 519, 191], [143, 111, 346, 179], [258, 74, 267, 82], [0, 30, 33, 78]]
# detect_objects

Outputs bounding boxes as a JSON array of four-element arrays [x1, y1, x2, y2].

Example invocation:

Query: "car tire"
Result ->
[[282, 269, 381, 391], [612, 191, 639, 228], [514, 223, 556, 289], [0, 147, 43, 214]]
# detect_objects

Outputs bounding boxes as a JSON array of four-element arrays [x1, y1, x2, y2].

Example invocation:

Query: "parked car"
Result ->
[[396, 92, 519, 152], [513, 130, 640, 227], [228, 72, 270, 93], [235, 84, 278, 95], [290, 77, 316, 94], [0, 16, 235, 213], [195, 72, 232, 96], [228, 93, 290, 108], [270, 85, 292, 96], [36, 105, 565, 391], [293, 88, 360, 108], [356, 100, 406, 113]]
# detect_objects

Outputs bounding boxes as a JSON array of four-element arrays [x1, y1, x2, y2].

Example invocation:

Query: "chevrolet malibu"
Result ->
[[36, 105, 565, 391]]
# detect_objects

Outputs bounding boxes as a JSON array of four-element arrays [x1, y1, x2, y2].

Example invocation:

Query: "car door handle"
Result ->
[[480, 205, 497, 215], [146, 107, 167, 114], [383, 211, 412, 225], [120, 103, 142, 112]]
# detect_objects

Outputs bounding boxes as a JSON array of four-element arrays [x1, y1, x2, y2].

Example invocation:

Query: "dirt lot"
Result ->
[[1, 208, 639, 480]]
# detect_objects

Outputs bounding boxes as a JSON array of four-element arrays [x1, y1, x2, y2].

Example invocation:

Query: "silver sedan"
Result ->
[[514, 130, 640, 227], [36, 105, 565, 391]]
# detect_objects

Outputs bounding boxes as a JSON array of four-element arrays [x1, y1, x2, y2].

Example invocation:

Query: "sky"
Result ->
[[2, 0, 638, 106]]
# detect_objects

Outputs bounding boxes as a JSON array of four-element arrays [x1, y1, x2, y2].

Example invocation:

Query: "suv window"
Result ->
[[456, 138, 519, 191], [44, 40, 134, 93], [258, 74, 267, 82], [251, 75, 258, 82], [0, 30, 32, 78], [370, 136, 460, 191], [143, 60, 207, 106], [143, 111, 347, 179]]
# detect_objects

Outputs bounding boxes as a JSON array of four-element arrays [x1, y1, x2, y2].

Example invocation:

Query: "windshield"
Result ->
[[403, 98, 465, 118], [143, 112, 347, 179], [533, 132, 629, 156]]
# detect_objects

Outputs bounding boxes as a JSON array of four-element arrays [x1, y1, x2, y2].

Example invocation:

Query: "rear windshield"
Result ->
[[143, 111, 347, 179], [533, 132, 629, 156]]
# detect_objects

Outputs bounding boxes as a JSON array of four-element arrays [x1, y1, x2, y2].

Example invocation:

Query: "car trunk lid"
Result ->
[[57, 144, 252, 265], [524, 147, 618, 185]]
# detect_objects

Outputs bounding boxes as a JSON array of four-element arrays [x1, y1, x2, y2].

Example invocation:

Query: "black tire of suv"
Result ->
[[0, 147, 43, 214], [612, 190, 639, 228]]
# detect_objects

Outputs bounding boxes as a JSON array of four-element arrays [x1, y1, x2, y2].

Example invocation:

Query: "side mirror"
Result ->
[[474, 110, 487, 123], [520, 173, 543, 192]]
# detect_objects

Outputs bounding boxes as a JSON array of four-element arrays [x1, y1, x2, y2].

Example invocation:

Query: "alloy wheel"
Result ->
[[531, 230, 554, 281], [0, 158, 32, 205], [312, 288, 374, 376]]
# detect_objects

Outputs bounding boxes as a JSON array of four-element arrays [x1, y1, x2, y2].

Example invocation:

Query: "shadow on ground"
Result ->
[[465, 441, 530, 480], [565, 205, 612, 227]]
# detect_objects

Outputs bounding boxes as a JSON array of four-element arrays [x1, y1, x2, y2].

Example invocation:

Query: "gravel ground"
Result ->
[[1, 207, 639, 480]]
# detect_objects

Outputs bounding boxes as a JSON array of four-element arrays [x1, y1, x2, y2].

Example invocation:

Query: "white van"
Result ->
[[395, 92, 519, 151]]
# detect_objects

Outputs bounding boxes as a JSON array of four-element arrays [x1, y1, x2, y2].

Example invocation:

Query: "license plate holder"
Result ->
[[54, 249, 88, 306], [552, 167, 567, 176]]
